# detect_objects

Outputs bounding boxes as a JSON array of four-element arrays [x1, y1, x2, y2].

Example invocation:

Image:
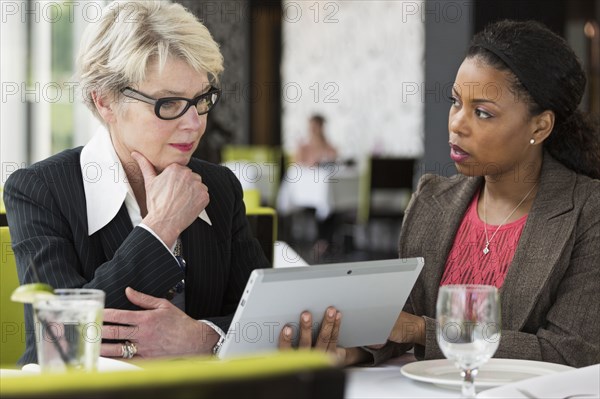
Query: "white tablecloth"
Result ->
[[277, 164, 360, 220], [346, 355, 600, 399], [345, 354, 458, 398], [478, 363, 600, 398]]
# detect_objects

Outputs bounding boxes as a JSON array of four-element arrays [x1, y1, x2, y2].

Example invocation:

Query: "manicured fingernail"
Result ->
[[328, 308, 335, 317], [302, 313, 310, 323], [284, 326, 292, 337]]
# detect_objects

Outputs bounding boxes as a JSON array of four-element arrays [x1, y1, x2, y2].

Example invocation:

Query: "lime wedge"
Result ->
[[11, 283, 55, 303]]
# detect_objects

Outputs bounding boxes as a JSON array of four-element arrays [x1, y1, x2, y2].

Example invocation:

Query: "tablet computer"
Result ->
[[217, 257, 424, 359]]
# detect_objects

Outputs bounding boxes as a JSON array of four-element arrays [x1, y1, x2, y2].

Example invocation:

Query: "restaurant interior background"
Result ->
[[1, 0, 599, 265]]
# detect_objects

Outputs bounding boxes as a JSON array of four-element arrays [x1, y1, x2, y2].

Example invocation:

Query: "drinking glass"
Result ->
[[33, 288, 105, 372], [436, 285, 501, 398]]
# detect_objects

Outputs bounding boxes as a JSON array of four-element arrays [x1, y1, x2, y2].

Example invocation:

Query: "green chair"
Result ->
[[0, 351, 344, 399], [244, 189, 276, 265], [222, 145, 282, 207], [243, 189, 262, 211], [0, 226, 25, 367], [246, 207, 277, 266], [222, 145, 281, 167], [0, 186, 7, 226]]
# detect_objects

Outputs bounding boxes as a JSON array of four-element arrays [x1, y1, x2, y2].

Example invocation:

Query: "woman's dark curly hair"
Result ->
[[467, 20, 600, 179]]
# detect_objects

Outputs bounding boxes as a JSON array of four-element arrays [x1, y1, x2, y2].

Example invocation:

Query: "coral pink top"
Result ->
[[440, 190, 528, 288]]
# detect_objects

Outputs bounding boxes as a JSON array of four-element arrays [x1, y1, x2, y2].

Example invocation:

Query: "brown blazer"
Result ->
[[373, 154, 599, 367]]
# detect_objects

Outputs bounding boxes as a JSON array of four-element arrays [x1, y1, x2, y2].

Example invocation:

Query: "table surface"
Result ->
[[345, 353, 459, 399]]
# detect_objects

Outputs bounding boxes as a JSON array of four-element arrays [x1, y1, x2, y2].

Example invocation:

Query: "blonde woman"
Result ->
[[4, 1, 269, 363]]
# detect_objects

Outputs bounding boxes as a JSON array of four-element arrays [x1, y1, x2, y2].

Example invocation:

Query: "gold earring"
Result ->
[[530, 138, 535, 145]]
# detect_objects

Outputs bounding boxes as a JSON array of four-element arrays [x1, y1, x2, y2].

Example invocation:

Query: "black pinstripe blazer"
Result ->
[[3, 147, 269, 364]]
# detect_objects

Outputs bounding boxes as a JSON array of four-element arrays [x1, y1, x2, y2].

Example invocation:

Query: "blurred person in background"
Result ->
[[294, 114, 338, 167], [295, 115, 339, 259]]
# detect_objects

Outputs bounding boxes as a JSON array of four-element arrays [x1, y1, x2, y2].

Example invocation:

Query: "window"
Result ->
[[1, 1, 105, 171], [49, 2, 75, 153]]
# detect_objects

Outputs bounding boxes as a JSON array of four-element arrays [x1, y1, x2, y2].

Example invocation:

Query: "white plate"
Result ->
[[401, 359, 573, 389]]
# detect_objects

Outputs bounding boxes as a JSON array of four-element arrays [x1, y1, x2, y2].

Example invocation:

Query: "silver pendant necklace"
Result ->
[[482, 183, 537, 255]]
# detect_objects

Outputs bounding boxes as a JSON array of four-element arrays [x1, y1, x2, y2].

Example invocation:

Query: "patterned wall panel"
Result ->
[[176, 0, 250, 162], [281, 1, 425, 161]]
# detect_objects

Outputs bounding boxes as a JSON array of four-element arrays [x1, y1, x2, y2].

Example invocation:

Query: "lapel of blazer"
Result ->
[[96, 204, 134, 261], [181, 160, 225, 319], [410, 175, 482, 317], [500, 155, 576, 330], [181, 220, 202, 317]]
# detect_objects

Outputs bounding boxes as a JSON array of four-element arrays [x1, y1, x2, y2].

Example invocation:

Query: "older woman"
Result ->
[[4, 0, 269, 363]]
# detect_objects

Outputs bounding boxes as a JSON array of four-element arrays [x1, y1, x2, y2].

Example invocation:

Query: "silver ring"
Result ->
[[121, 341, 137, 359]]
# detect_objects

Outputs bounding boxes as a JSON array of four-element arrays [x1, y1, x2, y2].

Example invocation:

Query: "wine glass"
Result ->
[[436, 285, 501, 398]]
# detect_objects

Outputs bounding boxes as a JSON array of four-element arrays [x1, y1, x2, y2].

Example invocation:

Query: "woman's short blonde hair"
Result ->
[[76, 0, 224, 121]]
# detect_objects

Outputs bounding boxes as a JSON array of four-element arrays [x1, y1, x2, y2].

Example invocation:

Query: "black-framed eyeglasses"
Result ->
[[120, 86, 221, 120]]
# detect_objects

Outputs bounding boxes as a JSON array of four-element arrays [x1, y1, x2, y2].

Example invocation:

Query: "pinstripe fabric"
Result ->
[[368, 154, 600, 367], [3, 147, 269, 364]]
